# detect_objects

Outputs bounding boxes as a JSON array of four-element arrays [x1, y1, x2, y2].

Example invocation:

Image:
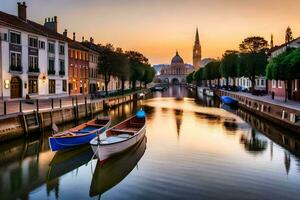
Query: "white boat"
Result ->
[[90, 114, 146, 161], [205, 89, 214, 97]]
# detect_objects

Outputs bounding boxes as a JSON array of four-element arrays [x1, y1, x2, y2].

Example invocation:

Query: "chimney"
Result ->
[[44, 16, 58, 32], [63, 29, 67, 37], [82, 36, 84, 42], [17, 2, 27, 21], [73, 32, 76, 41], [90, 37, 94, 44]]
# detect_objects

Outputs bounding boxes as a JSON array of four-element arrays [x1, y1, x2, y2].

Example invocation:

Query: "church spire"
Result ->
[[195, 27, 200, 45], [193, 28, 201, 70]]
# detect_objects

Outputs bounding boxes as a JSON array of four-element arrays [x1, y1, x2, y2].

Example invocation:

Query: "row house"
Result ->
[[66, 32, 89, 95], [268, 37, 300, 101], [0, 2, 68, 99], [81, 37, 104, 93]]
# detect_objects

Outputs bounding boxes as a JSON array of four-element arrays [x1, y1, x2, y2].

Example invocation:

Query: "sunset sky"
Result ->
[[1, 0, 300, 64]]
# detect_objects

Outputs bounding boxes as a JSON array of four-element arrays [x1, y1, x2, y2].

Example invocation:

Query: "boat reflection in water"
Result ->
[[47, 145, 94, 181], [90, 136, 147, 198]]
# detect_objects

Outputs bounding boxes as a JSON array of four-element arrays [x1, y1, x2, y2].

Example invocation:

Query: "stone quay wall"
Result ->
[[0, 90, 149, 143], [215, 90, 300, 134]]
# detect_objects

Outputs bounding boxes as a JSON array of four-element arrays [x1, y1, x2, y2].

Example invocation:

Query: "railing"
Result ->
[[48, 69, 55, 75], [0, 89, 148, 117], [28, 67, 40, 73], [59, 70, 65, 76], [9, 65, 22, 72]]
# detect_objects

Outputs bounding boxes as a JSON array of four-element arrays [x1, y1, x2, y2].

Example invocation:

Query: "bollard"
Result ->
[[19, 100, 22, 112], [4, 101, 6, 115], [60, 99, 62, 108], [36, 99, 39, 113], [51, 99, 54, 109]]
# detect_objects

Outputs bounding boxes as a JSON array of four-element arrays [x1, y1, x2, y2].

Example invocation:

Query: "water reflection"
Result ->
[[240, 129, 268, 154], [90, 136, 147, 198], [1, 86, 300, 199]]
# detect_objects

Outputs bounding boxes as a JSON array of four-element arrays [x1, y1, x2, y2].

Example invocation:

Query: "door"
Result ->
[[11, 76, 22, 98]]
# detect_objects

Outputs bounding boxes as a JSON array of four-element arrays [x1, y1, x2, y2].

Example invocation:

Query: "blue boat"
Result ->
[[49, 117, 111, 151], [220, 96, 238, 106]]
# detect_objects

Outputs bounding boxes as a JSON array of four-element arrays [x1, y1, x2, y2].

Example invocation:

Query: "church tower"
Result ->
[[193, 28, 201, 70]]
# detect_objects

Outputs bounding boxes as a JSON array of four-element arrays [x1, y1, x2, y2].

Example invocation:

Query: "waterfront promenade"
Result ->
[[222, 90, 300, 111]]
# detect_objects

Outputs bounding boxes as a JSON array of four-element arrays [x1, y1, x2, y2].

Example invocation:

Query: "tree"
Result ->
[[186, 72, 194, 84], [204, 61, 221, 87], [193, 67, 205, 86], [220, 50, 239, 88], [141, 65, 155, 88], [98, 44, 117, 96], [211, 61, 221, 87], [238, 52, 268, 94], [125, 51, 149, 90], [239, 36, 268, 53], [238, 37, 268, 94], [114, 50, 129, 94]]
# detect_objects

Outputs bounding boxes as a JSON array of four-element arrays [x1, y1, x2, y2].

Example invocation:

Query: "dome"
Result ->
[[171, 51, 184, 64]]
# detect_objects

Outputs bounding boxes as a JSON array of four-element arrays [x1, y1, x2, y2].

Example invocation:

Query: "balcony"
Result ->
[[9, 65, 23, 74], [28, 67, 40, 75], [48, 69, 56, 75], [59, 70, 65, 76]]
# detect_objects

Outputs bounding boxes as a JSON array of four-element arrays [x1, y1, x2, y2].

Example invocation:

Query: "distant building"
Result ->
[[0, 2, 68, 99], [193, 28, 201, 69], [156, 51, 194, 84]]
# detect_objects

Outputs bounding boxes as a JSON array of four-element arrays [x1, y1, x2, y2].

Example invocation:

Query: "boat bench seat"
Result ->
[[111, 129, 135, 135], [129, 122, 143, 127]]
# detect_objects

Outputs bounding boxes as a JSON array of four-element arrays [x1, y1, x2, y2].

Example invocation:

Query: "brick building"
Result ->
[[66, 32, 89, 95]]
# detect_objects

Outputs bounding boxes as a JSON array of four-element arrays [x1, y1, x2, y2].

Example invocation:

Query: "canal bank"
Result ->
[[215, 89, 300, 134], [0, 89, 150, 143]]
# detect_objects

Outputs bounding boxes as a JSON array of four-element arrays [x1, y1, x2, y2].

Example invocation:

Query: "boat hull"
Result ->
[[220, 96, 238, 106], [49, 118, 110, 151], [91, 127, 146, 161]]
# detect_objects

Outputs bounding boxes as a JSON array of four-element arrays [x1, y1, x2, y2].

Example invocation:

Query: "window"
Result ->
[[10, 52, 22, 71], [59, 44, 65, 55], [261, 79, 265, 86], [295, 80, 298, 91], [59, 60, 65, 76], [62, 80, 67, 92], [39, 41, 45, 49], [10, 32, 21, 44], [48, 42, 55, 53], [48, 58, 55, 75], [272, 80, 276, 88], [29, 37, 38, 48], [29, 55, 39, 72], [28, 77, 38, 94], [278, 80, 283, 88], [49, 79, 56, 94]]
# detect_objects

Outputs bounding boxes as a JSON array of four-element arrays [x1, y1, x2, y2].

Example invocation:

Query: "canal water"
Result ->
[[1, 86, 300, 200]]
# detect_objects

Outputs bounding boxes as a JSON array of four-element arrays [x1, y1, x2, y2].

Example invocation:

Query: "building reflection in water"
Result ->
[[1, 87, 300, 199], [0, 100, 139, 200]]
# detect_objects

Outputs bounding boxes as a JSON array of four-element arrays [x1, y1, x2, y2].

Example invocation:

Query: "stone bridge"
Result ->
[[156, 75, 186, 84]]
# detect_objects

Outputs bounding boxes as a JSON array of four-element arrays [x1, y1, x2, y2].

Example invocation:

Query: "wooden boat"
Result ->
[[220, 96, 238, 106], [90, 136, 147, 197], [47, 145, 94, 181], [90, 114, 146, 161], [49, 117, 111, 151]]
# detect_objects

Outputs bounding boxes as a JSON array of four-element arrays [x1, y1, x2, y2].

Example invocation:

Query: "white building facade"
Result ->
[[0, 2, 68, 99]]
